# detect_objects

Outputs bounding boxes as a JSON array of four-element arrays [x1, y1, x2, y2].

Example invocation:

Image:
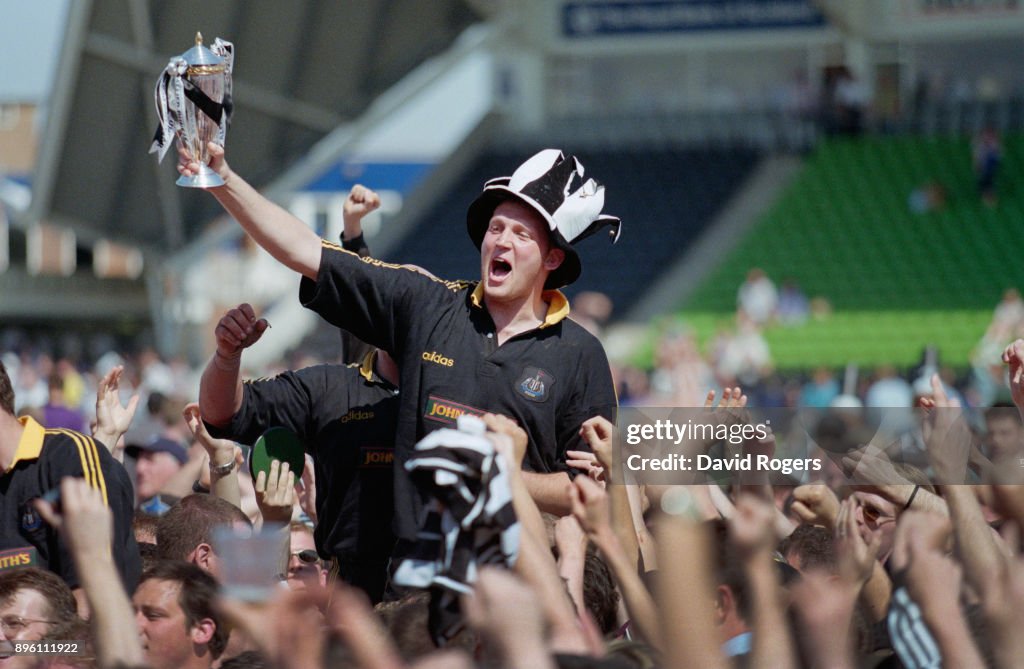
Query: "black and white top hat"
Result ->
[[467, 149, 622, 289]]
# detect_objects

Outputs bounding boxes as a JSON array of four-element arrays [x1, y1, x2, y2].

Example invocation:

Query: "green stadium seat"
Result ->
[[675, 134, 1023, 368]]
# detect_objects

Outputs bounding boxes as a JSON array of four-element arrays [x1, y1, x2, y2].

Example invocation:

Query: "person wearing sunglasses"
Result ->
[[852, 491, 899, 563], [286, 522, 326, 593]]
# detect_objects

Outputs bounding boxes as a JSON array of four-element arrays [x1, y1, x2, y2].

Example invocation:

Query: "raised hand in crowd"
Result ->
[[577, 415, 648, 568], [790, 483, 840, 528], [1001, 338, 1024, 416], [483, 412, 546, 549], [482, 415, 595, 657], [737, 420, 778, 500], [553, 514, 589, 621], [976, 529, 1024, 669], [841, 441, 908, 487], [254, 458, 297, 525], [566, 413, 612, 482], [900, 514, 987, 668], [729, 494, 797, 669], [920, 373, 973, 483], [91, 364, 139, 457], [835, 497, 890, 621], [704, 386, 750, 436], [182, 402, 243, 508], [729, 493, 779, 556], [791, 498, 886, 669], [248, 457, 299, 604], [568, 472, 614, 538], [221, 590, 327, 669], [296, 453, 317, 523], [569, 474, 661, 647], [219, 581, 410, 669], [579, 415, 615, 474], [35, 477, 145, 669], [834, 497, 880, 587], [565, 470, 636, 636], [655, 487, 728, 669], [463, 567, 555, 669], [482, 412, 527, 468], [790, 570, 858, 669], [704, 386, 748, 410], [889, 508, 951, 573]]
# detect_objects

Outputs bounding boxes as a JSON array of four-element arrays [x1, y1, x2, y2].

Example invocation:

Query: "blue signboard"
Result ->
[[303, 162, 433, 195], [562, 0, 826, 37]]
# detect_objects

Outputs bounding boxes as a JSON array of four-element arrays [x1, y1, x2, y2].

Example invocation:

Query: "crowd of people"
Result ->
[[1, 142, 1023, 669]]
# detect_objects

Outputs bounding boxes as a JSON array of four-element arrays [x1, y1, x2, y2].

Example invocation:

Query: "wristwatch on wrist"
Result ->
[[209, 458, 237, 477]]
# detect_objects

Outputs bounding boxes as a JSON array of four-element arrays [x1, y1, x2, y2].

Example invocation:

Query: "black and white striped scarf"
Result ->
[[393, 415, 520, 645]]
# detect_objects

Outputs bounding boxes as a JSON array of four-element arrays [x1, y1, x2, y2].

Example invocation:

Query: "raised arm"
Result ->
[[483, 414, 592, 655], [655, 488, 729, 669], [342, 184, 381, 248], [730, 494, 797, 669], [198, 303, 267, 428], [570, 475, 663, 648], [463, 568, 557, 669], [790, 571, 858, 669], [835, 497, 890, 622], [923, 375, 1006, 595], [789, 483, 840, 529], [1002, 339, 1024, 421], [183, 403, 243, 508], [35, 478, 145, 669], [553, 514, 589, 620], [579, 416, 640, 569], [246, 458, 298, 580], [902, 521, 987, 669], [92, 364, 139, 458], [180, 142, 321, 279]]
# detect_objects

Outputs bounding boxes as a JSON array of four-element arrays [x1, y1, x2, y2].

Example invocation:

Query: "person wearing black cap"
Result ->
[[180, 144, 621, 541], [126, 435, 188, 514]]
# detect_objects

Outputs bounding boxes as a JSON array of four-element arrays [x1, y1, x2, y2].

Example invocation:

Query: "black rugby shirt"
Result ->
[[206, 353, 398, 567], [0, 417, 141, 590], [300, 241, 617, 541]]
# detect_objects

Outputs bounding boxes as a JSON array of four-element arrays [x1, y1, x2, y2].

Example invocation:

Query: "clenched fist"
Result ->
[[343, 184, 381, 235], [215, 303, 269, 359]]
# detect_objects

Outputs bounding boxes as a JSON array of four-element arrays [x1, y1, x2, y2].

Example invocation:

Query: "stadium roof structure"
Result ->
[[26, 0, 479, 252]]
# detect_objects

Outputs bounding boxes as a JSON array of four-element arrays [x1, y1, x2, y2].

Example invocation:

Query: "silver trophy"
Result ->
[[150, 33, 234, 188]]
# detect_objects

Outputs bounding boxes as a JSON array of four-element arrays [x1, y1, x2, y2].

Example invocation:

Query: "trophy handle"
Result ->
[[176, 163, 225, 189]]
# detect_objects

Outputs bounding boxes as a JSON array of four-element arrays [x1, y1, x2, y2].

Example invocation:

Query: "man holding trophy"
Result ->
[[164, 31, 620, 601]]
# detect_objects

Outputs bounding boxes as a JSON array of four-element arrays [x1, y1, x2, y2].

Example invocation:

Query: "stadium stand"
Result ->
[[674, 134, 1024, 368], [687, 134, 1024, 311]]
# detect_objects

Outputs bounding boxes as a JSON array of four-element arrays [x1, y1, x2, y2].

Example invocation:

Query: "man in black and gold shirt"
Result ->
[[0, 362, 140, 603], [182, 145, 621, 546], [200, 305, 399, 602]]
